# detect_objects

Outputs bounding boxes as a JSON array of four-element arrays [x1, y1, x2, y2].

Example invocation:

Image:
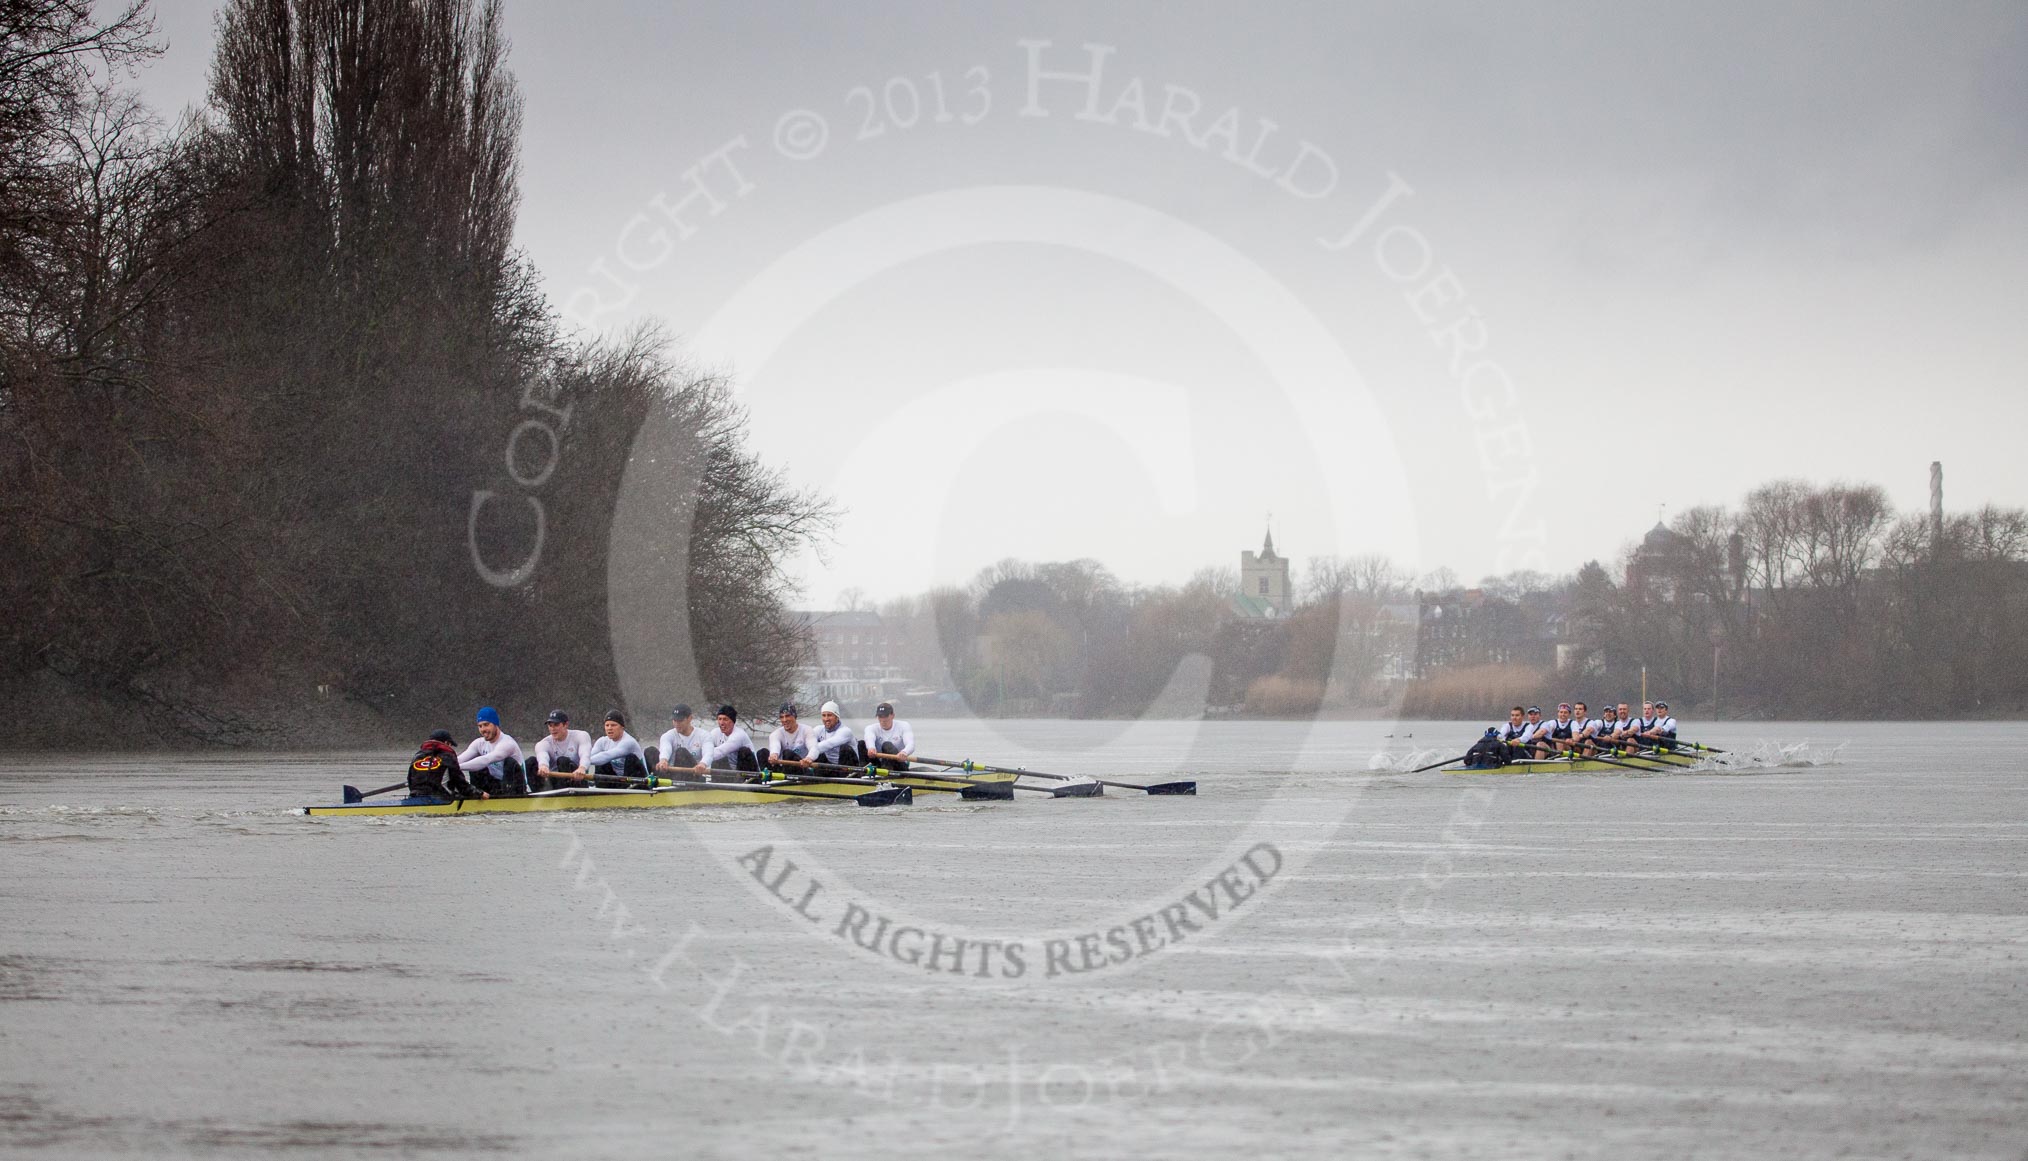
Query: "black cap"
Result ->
[[604, 709, 625, 727], [778, 702, 797, 716], [428, 729, 454, 744], [671, 703, 692, 719], [545, 709, 569, 724], [1654, 701, 1668, 709], [717, 704, 737, 720], [1526, 706, 1541, 714], [876, 701, 894, 715]]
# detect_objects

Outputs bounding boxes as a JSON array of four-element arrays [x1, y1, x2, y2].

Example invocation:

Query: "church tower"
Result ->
[[1238, 526, 1291, 617]]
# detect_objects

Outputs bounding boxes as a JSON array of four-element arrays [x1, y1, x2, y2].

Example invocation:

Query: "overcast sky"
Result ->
[[138, 1, 2028, 604]]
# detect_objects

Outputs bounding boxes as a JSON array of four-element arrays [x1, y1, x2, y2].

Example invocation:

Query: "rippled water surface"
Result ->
[[2, 720, 2024, 1159]]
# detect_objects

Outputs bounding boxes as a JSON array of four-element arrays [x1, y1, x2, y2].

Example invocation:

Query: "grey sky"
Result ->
[[138, 1, 2028, 602]]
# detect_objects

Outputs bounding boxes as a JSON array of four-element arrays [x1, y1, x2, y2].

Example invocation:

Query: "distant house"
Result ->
[[793, 610, 909, 710], [1414, 587, 1574, 675]]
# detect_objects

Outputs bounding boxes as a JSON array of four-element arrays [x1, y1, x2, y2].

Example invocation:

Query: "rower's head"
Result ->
[[1526, 706, 1542, 721], [1654, 701, 1668, 715], [1508, 706, 1524, 725], [876, 701, 895, 725], [1600, 704, 1616, 721], [671, 703, 693, 731], [1574, 702, 1588, 718], [545, 709, 570, 740], [1554, 703, 1571, 721], [603, 710, 626, 741], [820, 700, 841, 730], [1642, 700, 1655, 717], [716, 704, 737, 733], [475, 706, 500, 741], [777, 702, 799, 729], [1617, 702, 1632, 717]]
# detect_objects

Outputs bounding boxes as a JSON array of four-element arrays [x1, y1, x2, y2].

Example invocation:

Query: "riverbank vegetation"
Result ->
[[0, 1, 821, 745]]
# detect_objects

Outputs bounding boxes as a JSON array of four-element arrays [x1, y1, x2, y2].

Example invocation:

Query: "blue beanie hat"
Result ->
[[476, 706, 501, 726]]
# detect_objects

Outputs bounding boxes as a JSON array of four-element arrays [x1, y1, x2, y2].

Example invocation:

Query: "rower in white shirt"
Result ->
[[1637, 701, 1680, 751], [457, 706, 526, 795], [762, 703, 816, 774], [585, 710, 647, 781], [1517, 706, 1552, 757], [862, 700, 915, 771], [653, 703, 712, 778], [526, 708, 594, 791], [706, 704, 759, 778], [807, 701, 858, 769], [1570, 702, 1602, 754], [1541, 703, 1581, 755]]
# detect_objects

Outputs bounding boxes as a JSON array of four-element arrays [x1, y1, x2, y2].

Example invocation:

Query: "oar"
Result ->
[[1579, 752, 1662, 772], [760, 767, 1010, 803], [1669, 740, 1728, 754], [916, 756, 1189, 796], [1620, 747, 1694, 767], [342, 781, 407, 804], [1409, 753, 1471, 774], [652, 777, 910, 807], [799, 762, 1015, 801]]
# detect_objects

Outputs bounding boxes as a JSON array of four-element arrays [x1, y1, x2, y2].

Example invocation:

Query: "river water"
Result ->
[[2, 720, 2023, 1159]]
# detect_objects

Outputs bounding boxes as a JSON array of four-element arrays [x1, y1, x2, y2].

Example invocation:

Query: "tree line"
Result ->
[[0, 1, 823, 746], [867, 477, 2028, 720]]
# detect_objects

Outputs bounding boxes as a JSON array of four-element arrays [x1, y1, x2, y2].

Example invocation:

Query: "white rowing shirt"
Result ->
[[1494, 722, 1528, 742], [658, 725, 712, 767], [811, 722, 856, 764], [1579, 717, 1604, 738], [533, 729, 592, 772], [710, 723, 754, 760], [1653, 715, 1678, 736], [457, 731, 522, 777], [768, 723, 815, 759], [863, 718, 914, 757], [587, 731, 644, 772]]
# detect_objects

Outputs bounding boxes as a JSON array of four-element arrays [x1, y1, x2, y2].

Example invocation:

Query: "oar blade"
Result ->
[[958, 782, 1016, 801], [1049, 780, 1104, 798], [342, 785, 364, 804], [855, 786, 912, 808], [1141, 780, 1196, 796]]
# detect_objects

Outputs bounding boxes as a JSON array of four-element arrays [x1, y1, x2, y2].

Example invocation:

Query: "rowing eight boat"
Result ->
[[300, 780, 910, 817], [1446, 754, 1692, 775]]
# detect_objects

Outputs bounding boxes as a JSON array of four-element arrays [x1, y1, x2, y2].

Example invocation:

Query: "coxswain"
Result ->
[[586, 710, 648, 781], [1638, 701, 1679, 750], [1464, 706, 1529, 768], [810, 701, 859, 769], [456, 707, 525, 795], [760, 703, 816, 775], [707, 704, 760, 778], [408, 730, 483, 800], [526, 709, 593, 791], [862, 701, 914, 771], [653, 704, 712, 779]]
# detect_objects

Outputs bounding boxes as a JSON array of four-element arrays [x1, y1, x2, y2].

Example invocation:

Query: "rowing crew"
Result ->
[[1465, 700, 1680, 766], [405, 700, 919, 801]]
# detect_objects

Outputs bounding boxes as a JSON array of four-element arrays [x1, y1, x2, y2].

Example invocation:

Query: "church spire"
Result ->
[[1261, 520, 1276, 559]]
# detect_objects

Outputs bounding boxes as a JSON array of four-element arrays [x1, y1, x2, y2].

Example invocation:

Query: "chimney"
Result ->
[[1930, 461, 1944, 558]]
